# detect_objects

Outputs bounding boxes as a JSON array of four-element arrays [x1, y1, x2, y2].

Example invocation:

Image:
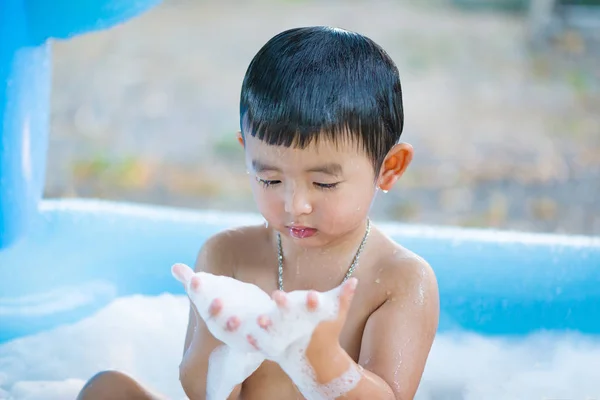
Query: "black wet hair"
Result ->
[[239, 26, 404, 174]]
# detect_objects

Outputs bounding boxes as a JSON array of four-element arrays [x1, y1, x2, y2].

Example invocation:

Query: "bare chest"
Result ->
[[232, 253, 387, 399]]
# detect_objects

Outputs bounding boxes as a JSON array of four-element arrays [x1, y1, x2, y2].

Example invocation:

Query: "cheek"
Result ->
[[251, 184, 282, 217], [320, 185, 375, 223]]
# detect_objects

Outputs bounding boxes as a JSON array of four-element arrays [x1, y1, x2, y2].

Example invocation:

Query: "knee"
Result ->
[[76, 370, 138, 400]]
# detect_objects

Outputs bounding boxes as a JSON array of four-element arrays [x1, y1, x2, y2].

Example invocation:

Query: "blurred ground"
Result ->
[[45, 0, 600, 235]]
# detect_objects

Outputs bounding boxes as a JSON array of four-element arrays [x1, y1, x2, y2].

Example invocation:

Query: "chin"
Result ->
[[287, 234, 331, 249]]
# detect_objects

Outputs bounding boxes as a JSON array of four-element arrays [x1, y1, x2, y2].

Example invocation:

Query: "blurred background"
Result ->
[[45, 0, 600, 235]]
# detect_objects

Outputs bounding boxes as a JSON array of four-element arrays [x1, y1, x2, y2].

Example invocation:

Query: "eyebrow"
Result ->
[[252, 160, 343, 176]]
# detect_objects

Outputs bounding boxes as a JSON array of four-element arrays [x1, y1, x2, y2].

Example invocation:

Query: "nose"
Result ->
[[284, 185, 312, 216]]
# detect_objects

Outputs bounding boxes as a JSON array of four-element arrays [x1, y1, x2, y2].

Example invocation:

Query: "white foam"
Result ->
[[172, 263, 276, 354], [171, 263, 349, 399], [0, 294, 598, 400], [319, 363, 362, 398], [253, 289, 341, 360], [0, 294, 189, 400], [416, 332, 600, 400], [274, 346, 362, 400], [205, 344, 264, 400], [172, 264, 272, 399], [6, 379, 87, 400]]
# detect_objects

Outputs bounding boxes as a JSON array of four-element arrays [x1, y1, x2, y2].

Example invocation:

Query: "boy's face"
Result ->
[[240, 132, 410, 247]]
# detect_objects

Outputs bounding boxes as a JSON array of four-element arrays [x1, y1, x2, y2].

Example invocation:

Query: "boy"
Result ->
[[77, 26, 439, 400]]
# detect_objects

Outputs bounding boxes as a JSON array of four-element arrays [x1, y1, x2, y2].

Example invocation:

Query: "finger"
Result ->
[[247, 334, 260, 350], [272, 290, 288, 309], [226, 316, 240, 332], [190, 276, 202, 292], [171, 263, 195, 284], [257, 314, 272, 330], [339, 278, 358, 316], [306, 291, 319, 312], [209, 298, 223, 317]]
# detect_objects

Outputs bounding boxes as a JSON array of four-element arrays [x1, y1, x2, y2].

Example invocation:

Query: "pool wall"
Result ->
[[1, 199, 598, 344]]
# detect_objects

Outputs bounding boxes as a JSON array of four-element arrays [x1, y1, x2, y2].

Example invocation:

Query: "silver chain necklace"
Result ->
[[276, 219, 371, 291]]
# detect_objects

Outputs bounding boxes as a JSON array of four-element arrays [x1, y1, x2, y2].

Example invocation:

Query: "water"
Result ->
[[0, 294, 598, 400]]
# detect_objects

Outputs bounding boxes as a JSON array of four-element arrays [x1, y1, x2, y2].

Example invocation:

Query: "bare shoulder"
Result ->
[[355, 230, 439, 399], [194, 224, 268, 276], [374, 231, 439, 309]]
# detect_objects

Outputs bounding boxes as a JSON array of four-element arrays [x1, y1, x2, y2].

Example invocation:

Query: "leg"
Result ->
[[76, 370, 168, 400]]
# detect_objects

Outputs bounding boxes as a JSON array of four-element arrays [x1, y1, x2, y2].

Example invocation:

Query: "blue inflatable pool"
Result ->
[[1, 198, 599, 345], [1, 0, 599, 398]]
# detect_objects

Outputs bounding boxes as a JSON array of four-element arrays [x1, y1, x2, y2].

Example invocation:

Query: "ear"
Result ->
[[236, 131, 245, 148], [377, 143, 413, 192], [171, 263, 195, 284]]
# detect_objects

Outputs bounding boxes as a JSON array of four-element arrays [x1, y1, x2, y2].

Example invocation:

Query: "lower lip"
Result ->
[[288, 227, 317, 239]]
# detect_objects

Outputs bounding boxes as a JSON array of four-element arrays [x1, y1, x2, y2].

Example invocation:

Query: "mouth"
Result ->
[[286, 226, 318, 239]]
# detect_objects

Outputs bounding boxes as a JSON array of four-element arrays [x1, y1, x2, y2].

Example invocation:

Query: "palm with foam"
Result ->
[[171, 263, 343, 358], [172, 263, 275, 353], [171, 263, 355, 398]]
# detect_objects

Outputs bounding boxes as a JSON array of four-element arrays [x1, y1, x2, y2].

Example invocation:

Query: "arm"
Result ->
[[179, 234, 242, 400], [310, 257, 440, 400]]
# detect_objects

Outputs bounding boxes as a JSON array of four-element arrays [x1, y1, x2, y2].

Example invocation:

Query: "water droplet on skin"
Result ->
[[375, 278, 381, 284]]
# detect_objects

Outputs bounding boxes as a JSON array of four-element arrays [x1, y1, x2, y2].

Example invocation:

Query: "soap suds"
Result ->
[[319, 363, 362, 398], [172, 263, 355, 399], [0, 293, 598, 399]]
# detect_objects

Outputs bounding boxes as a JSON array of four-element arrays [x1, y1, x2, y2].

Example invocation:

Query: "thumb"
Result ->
[[172, 263, 194, 284], [337, 278, 358, 318]]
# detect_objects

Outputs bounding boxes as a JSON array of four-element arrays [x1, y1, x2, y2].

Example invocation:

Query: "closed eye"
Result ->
[[256, 178, 281, 188], [257, 177, 340, 190], [314, 182, 340, 190]]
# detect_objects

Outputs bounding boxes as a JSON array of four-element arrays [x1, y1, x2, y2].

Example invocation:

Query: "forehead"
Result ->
[[244, 134, 364, 165]]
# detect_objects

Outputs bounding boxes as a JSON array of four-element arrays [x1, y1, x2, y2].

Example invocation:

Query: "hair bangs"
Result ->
[[239, 26, 404, 173]]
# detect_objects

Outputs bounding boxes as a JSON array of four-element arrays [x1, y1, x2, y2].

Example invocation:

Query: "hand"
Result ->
[[242, 287, 337, 359], [188, 274, 251, 346], [250, 278, 359, 366], [172, 263, 275, 353], [173, 262, 358, 364], [304, 277, 358, 365]]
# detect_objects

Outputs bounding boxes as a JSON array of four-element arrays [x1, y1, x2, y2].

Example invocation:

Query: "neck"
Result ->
[[274, 219, 371, 291]]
